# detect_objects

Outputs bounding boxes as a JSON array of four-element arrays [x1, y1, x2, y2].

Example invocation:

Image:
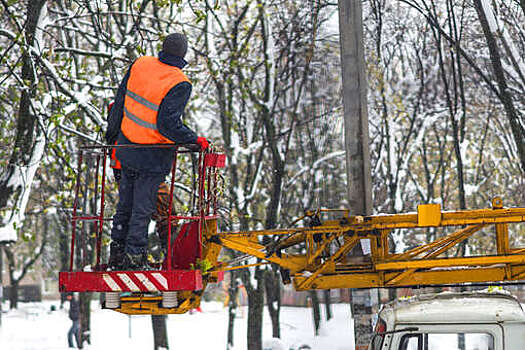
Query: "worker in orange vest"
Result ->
[[108, 101, 177, 263], [105, 33, 208, 270], [107, 102, 180, 266]]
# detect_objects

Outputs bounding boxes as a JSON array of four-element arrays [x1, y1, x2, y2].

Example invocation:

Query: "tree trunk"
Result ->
[[264, 269, 281, 338], [4, 247, 18, 309], [259, 15, 285, 342], [432, 4, 467, 227], [388, 288, 397, 302], [0, 0, 46, 241], [9, 281, 18, 310], [79, 293, 91, 348], [152, 315, 169, 350], [58, 213, 70, 309], [309, 290, 321, 336], [473, 0, 525, 173], [78, 155, 94, 349], [243, 267, 265, 350], [458, 333, 465, 349], [227, 271, 240, 348], [323, 289, 332, 321]]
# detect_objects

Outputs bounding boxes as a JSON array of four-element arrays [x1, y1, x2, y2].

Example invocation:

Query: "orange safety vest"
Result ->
[[120, 56, 190, 144]]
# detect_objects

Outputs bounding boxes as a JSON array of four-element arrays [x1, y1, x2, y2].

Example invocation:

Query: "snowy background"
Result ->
[[0, 301, 354, 350]]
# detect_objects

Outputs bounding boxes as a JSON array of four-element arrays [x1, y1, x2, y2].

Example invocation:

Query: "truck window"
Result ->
[[399, 333, 494, 350], [400, 334, 421, 350]]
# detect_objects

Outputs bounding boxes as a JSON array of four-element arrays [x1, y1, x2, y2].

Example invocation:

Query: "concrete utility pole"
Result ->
[[338, 1, 379, 349]]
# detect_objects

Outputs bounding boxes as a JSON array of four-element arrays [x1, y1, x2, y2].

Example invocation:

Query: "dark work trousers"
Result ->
[[110, 167, 164, 255], [68, 320, 80, 348]]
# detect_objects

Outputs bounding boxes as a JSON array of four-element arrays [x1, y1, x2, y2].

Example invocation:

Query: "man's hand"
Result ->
[[196, 136, 209, 150]]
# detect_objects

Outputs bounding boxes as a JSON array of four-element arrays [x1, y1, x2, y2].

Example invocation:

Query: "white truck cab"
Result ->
[[369, 291, 525, 350]]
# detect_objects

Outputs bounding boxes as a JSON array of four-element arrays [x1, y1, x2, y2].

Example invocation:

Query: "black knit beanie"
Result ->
[[162, 33, 188, 58]]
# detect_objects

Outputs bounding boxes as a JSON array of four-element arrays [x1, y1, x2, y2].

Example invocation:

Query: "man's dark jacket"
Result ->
[[105, 51, 197, 175], [69, 298, 79, 321]]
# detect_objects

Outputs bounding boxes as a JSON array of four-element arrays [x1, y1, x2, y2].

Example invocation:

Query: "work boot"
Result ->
[[122, 252, 150, 271], [108, 241, 125, 270]]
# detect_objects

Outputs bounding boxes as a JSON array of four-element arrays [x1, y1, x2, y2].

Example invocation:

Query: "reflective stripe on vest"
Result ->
[[121, 56, 190, 144]]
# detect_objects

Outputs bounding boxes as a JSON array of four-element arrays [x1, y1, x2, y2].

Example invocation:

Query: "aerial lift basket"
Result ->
[[58, 144, 226, 314]]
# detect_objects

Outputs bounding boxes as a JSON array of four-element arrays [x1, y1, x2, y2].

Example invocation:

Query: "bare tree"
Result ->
[[473, 0, 525, 172], [0, 0, 47, 243]]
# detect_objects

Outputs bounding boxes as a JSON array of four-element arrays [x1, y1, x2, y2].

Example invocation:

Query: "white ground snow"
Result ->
[[0, 300, 355, 350]]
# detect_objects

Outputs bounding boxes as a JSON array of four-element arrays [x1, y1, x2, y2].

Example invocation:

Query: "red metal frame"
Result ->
[[60, 144, 225, 293], [59, 270, 203, 293]]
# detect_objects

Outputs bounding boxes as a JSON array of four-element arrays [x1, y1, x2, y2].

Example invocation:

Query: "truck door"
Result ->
[[390, 324, 503, 350]]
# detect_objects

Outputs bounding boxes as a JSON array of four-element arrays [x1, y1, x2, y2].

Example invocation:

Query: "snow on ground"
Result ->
[[0, 300, 355, 350]]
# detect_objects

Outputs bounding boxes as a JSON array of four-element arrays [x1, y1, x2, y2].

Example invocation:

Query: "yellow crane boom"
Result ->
[[211, 197, 525, 291]]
